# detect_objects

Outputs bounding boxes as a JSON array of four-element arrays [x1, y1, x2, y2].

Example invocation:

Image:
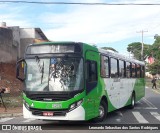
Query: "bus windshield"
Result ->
[[25, 57, 84, 92]]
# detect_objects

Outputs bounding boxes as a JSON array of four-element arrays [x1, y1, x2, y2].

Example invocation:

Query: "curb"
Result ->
[[0, 113, 23, 118]]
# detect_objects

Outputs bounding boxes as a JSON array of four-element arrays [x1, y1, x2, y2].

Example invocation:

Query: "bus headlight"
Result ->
[[69, 99, 83, 112]]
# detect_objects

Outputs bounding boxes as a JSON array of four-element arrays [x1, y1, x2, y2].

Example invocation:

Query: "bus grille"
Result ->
[[26, 94, 71, 101]]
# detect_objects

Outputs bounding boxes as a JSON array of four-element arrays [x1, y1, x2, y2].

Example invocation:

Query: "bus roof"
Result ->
[[31, 41, 79, 45]]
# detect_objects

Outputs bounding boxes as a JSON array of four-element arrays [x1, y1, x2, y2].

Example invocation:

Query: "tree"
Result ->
[[127, 42, 151, 60], [149, 36, 160, 60], [101, 47, 118, 52], [147, 60, 160, 75], [147, 36, 160, 75]]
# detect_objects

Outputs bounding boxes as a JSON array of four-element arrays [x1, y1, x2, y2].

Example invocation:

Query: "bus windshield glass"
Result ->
[[25, 57, 84, 92]]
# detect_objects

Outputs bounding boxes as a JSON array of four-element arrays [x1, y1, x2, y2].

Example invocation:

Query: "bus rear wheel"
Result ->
[[94, 100, 107, 122], [129, 93, 135, 109]]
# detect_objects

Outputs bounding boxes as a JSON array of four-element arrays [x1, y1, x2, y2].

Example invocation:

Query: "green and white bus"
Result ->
[[16, 42, 145, 122]]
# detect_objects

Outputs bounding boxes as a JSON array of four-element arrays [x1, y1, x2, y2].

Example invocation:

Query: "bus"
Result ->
[[16, 42, 145, 122]]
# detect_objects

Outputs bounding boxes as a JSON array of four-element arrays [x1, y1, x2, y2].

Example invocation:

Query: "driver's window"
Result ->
[[86, 60, 98, 94], [87, 61, 97, 82]]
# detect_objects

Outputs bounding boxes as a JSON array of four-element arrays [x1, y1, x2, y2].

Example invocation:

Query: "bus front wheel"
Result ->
[[94, 100, 107, 122]]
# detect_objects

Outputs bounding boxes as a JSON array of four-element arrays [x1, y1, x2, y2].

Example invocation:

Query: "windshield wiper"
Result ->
[[35, 56, 44, 84]]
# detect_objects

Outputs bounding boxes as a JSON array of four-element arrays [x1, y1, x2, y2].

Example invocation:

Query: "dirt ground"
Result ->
[[0, 106, 22, 113], [0, 62, 23, 96]]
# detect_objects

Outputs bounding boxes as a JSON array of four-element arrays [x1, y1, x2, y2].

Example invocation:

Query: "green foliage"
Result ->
[[127, 42, 151, 60], [127, 37, 160, 75], [147, 36, 160, 75], [149, 37, 160, 60], [147, 60, 160, 75], [101, 47, 118, 52]]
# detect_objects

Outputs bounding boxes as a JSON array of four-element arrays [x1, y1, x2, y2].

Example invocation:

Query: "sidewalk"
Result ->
[[0, 107, 23, 118]]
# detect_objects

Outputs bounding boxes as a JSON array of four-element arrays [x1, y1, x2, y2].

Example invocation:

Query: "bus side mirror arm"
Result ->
[[16, 58, 25, 82]]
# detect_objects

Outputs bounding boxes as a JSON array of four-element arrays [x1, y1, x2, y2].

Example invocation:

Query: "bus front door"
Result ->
[[85, 51, 99, 120]]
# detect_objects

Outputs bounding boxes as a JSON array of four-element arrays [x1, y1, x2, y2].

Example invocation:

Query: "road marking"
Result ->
[[134, 107, 157, 110], [150, 112, 160, 121], [22, 119, 36, 123], [134, 98, 157, 110], [116, 118, 121, 122], [137, 101, 142, 104], [132, 112, 149, 123], [116, 111, 123, 117], [115, 111, 123, 122], [142, 98, 157, 109], [0, 118, 14, 123]]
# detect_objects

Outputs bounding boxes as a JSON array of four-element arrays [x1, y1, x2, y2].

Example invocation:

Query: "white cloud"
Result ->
[[0, 5, 33, 27], [1, 0, 160, 52], [41, 3, 160, 46]]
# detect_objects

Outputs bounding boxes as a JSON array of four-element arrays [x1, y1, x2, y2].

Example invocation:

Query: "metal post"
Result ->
[[137, 30, 148, 60]]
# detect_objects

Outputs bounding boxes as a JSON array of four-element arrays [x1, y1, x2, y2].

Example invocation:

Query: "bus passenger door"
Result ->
[[85, 51, 99, 119]]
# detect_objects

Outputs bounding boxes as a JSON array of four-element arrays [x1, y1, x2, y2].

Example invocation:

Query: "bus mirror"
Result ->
[[16, 59, 25, 82]]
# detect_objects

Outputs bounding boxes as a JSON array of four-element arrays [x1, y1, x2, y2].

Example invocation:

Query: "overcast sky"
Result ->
[[1, 0, 160, 55]]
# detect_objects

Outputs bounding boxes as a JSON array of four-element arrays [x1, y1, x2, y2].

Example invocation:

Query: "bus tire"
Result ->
[[94, 100, 107, 122], [129, 93, 135, 109]]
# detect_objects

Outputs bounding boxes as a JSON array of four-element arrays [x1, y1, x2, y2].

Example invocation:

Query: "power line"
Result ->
[[1, 1, 160, 5]]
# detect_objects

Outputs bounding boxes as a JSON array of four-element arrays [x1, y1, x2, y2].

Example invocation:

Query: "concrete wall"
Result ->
[[19, 28, 35, 58], [9, 27, 20, 58], [20, 38, 34, 58], [0, 28, 17, 62], [20, 28, 35, 38]]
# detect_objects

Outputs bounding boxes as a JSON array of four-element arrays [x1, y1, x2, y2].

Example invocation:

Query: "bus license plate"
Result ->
[[43, 112, 54, 116]]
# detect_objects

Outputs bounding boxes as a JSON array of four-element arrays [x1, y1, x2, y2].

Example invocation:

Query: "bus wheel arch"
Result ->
[[101, 96, 108, 109]]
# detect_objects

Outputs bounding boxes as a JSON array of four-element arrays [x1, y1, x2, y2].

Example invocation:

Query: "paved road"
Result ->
[[0, 87, 160, 132]]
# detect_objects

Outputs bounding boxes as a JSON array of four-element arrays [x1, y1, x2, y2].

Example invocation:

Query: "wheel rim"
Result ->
[[98, 105, 105, 118], [132, 96, 135, 106]]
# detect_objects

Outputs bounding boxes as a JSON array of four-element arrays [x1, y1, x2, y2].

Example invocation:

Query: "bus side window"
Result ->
[[126, 62, 131, 78], [131, 63, 136, 78], [86, 60, 98, 94], [141, 66, 145, 78], [119, 60, 125, 78], [137, 64, 141, 78], [101, 55, 109, 78], [110, 58, 118, 78]]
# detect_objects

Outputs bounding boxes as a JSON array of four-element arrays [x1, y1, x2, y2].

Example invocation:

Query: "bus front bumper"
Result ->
[[23, 104, 85, 121]]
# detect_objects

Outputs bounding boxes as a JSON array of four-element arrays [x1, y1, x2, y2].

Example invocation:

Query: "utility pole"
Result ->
[[136, 30, 148, 60]]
